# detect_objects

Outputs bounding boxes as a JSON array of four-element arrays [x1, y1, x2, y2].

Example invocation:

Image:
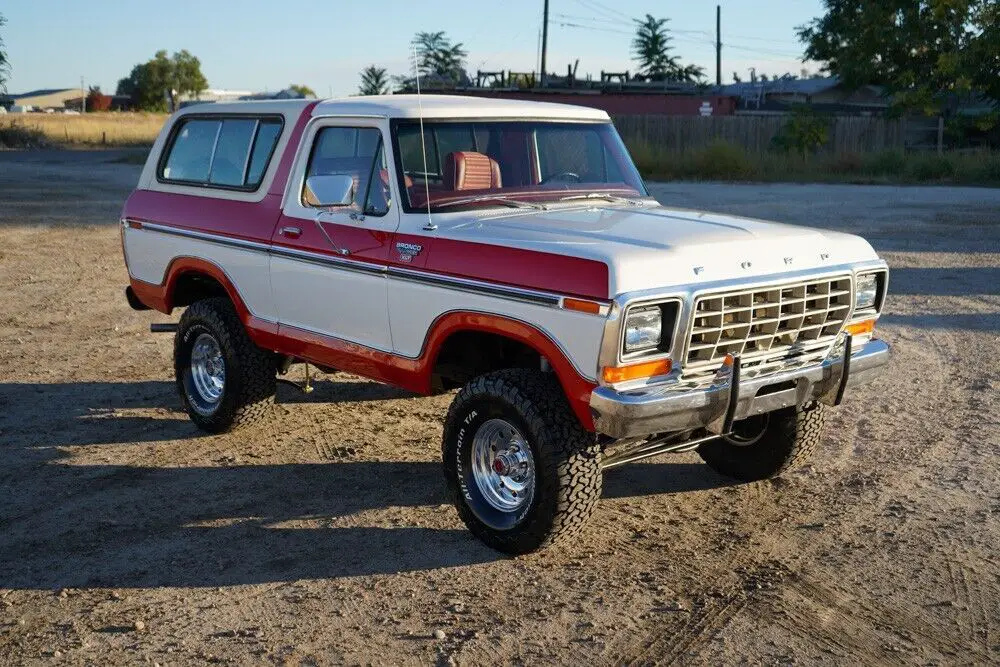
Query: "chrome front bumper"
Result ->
[[590, 338, 891, 439]]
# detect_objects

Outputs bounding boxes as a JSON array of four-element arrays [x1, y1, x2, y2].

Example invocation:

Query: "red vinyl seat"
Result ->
[[443, 151, 503, 191]]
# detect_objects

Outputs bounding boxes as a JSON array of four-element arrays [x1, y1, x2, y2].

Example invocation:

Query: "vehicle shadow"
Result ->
[[0, 378, 416, 449], [0, 379, 505, 588], [603, 462, 737, 498], [0, 378, 738, 591], [0, 458, 500, 589]]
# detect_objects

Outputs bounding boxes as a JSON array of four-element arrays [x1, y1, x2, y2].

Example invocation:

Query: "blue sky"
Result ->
[[3, 0, 824, 96]]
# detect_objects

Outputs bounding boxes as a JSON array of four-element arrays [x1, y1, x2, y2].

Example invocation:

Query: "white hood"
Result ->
[[442, 204, 880, 295]]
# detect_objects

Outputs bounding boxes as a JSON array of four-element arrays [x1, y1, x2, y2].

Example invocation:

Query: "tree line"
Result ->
[[3, 2, 998, 117], [356, 18, 706, 96]]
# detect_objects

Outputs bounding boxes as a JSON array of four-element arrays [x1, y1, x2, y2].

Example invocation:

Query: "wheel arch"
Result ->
[[129, 256, 278, 343], [422, 312, 598, 431]]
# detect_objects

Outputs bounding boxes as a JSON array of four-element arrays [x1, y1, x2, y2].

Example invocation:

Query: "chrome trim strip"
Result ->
[[270, 244, 387, 277], [136, 221, 271, 253], [388, 266, 562, 307]]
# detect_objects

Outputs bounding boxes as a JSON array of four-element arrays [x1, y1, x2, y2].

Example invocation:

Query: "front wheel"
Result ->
[[698, 402, 825, 481], [442, 369, 602, 554]]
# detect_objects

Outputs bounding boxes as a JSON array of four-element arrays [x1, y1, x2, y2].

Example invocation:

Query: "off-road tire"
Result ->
[[174, 297, 277, 433], [697, 402, 825, 481], [442, 369, 602, 554]]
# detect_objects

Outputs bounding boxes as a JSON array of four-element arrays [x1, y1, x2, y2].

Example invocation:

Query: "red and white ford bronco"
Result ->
[[121, 95, 890, 554]]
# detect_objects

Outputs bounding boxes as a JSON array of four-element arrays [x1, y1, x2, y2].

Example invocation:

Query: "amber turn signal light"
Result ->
[[562, 298, 603, 315], [602, 358, 672, 384], [846, 319, 876, 336]]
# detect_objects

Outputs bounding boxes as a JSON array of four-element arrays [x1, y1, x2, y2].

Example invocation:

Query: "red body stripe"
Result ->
[[420, 236, 608, 300]]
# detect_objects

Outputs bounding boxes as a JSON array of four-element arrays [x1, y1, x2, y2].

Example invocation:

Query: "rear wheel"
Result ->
[[698, 403, 824, 481], [175, 297, 277, 433], [442, 369, 602, 554]]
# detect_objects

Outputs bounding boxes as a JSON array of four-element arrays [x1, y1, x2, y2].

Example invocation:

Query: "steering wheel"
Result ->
[[539, 171, 582, 186]]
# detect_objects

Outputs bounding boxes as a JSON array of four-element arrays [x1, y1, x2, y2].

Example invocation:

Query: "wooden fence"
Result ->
[[612, 114, 930, 155]]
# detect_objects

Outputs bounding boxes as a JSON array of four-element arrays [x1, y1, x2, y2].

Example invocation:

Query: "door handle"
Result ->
[[280, 226, 302, 239]]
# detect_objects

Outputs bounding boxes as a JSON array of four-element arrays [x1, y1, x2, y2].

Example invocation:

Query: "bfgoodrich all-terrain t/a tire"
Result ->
[[697, 402, 825, 481], [174, 297, 277, 434], [442, 369, 602, 555]]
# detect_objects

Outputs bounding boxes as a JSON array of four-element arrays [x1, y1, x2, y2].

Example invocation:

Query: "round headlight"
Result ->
[[856, 273, 878, 310], [624, 306, 662, 353]]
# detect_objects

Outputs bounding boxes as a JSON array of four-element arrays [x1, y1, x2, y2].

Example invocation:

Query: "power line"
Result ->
[[552, 12, 630, 27], [726, 43, 804, 59], [556, 21, 632, 37], [570, 0, 628, 23]]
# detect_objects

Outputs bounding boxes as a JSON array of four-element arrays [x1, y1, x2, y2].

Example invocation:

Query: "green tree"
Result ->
[[799, 0, 1000, 113], [412, 31, 467, 84], [632, 15, 679, 80], [631, 14, 705, 83], [116, 50, 208, 111], [288, 84, 316, 98], [171, 49, 208, 98], [358, 66, 389, 96], [0, 13, 9, 93]]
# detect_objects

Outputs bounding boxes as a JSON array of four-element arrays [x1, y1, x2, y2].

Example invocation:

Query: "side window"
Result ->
[[160, 116, 282, 190], [304, 127, 391, 216], [162, 119, 219, 182]]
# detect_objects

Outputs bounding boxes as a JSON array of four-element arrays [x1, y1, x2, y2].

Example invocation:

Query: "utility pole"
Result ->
[[715, 5, 722, 86], [540, 0, 550, 88], [81, 76, 86, 113]]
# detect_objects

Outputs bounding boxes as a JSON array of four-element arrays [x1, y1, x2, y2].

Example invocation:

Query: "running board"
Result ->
[[150, 323, 178, 333]]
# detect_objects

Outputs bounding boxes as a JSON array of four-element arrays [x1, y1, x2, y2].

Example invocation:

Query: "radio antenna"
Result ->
[[414, 45, 437, 231]]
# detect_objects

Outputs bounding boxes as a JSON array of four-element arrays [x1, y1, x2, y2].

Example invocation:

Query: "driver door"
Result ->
[[270, 120, 398, 351]]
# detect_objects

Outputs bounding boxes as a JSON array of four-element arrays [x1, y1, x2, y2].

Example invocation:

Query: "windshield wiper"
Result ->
[[559, 192, 645, 206], [429, 195, 546, 211]]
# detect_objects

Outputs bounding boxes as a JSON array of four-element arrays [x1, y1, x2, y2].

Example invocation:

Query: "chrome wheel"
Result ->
[[189, 332, 225, 414], [471, 418, 535, 514]]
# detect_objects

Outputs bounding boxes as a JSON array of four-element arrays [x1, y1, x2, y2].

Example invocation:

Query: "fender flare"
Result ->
[[421, 312, 597, 430], [129, 256, 279, 340]]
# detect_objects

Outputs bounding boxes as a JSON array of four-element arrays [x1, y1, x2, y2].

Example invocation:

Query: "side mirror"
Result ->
[[304, 174, 355, 207]]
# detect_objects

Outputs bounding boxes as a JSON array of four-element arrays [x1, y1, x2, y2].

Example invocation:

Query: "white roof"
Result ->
[[313, 95, 610, 120], [176, 95, 610, 121]]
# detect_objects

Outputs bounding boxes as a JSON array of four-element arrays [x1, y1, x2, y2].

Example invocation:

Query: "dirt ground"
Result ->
[[1, 151, 999, 666]]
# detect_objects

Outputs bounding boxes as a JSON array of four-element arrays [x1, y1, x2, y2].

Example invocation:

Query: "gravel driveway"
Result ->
[[1, 152, 998, 665]]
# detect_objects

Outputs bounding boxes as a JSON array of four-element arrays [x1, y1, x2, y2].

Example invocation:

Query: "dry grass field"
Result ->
[[0, 112, 166, 147]]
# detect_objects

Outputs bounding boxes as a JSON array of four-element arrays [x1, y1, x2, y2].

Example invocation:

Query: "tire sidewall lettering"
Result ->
[[456, 409, 476, 502]]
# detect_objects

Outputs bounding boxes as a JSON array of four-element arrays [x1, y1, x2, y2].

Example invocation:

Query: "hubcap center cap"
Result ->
[[492, 454, 514, 476]]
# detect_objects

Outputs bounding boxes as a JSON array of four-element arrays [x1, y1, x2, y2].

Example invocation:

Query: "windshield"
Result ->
[[391, 120, 648, 212]]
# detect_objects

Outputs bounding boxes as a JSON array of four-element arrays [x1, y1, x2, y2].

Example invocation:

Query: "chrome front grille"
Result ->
[[683, 275, 853, 382]]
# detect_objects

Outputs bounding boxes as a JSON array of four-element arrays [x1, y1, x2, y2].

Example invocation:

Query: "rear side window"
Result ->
[[159, 116, 283, 190]]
